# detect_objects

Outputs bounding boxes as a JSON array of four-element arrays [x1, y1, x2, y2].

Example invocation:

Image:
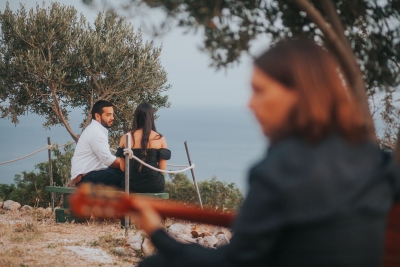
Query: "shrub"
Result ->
[[165, 173, 244, 211]]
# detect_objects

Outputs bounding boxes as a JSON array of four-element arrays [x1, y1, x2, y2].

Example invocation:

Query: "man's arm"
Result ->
[[90, 130, 117, 168], [109, 157, 120, 169]]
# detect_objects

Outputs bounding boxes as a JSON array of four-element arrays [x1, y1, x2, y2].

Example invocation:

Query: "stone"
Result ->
[[174, 233, 197, 244], [167, 223, 192, 238], [21, 205, 33, 211], [203, 235, 218, 248], [213, 227, 232, 239], [3, 200, 21, 211], [36, 207, 45, 212], [191, 230, 212, 238], [45, 207, 52, 213], [141, 238, 155, 257], [193, 224, 215, 234], [215, 234, 230, 247], [127, 231, 144, 251], [196, 237, 205, 246]]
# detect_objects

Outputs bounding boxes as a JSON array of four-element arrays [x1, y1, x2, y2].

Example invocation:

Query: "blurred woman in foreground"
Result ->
[[134, 39, 399, 267]]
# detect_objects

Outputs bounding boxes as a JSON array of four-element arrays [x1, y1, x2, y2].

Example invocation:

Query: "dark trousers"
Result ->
[[77, 167, 124, 188]]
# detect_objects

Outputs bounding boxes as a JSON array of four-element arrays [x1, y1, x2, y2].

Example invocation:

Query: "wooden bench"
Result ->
[[45, 186, 169, 223]]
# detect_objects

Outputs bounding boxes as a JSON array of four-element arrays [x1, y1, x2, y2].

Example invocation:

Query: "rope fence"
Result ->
[[0, 142, 193, 172], [0, 142, 75, 166], [123, 148, 194, 173]]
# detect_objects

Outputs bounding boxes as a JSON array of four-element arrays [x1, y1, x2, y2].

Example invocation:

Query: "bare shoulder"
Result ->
[[119, 133, 126, 147], [160, 136, 167, 148], [150, 130, 163, 139]]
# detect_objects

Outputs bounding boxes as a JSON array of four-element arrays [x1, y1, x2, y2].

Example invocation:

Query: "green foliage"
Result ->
[[0, 2, 170, 145], [0, 144, 74, 206], [166, 173, 244, 211]]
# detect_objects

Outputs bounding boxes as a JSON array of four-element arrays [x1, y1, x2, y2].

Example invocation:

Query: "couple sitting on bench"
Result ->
[[70, 100, 170, 193]]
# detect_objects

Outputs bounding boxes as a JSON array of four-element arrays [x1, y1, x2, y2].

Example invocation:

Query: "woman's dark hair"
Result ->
[[91, 100, 113, 119], [131, 103, 162, 171], [254, 39, 369, 143]]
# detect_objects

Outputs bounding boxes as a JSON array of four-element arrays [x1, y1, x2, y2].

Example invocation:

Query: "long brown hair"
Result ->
[[255, 39, 369, 143], [131, 103, 162, 171]]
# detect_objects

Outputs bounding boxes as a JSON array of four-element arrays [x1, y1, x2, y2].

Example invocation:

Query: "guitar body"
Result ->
[[383, 203, 400, 267]]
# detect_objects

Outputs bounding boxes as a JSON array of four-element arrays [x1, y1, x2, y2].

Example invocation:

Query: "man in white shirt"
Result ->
[[70, 100, 123, 187]]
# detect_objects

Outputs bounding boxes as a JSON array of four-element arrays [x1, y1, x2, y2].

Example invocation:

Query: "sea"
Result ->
[[0, 105, 267, 193]]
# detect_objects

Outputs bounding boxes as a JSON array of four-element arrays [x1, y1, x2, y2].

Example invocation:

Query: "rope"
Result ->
[[111, 148, 190, 168], [0, 141, 76, 165], [167, 164, 191, 168], [123, 148, 194, 174], [0, 145, 52, 165]]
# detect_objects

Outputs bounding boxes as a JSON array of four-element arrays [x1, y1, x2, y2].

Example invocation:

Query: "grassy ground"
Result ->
[[0, 208, 142, 267]]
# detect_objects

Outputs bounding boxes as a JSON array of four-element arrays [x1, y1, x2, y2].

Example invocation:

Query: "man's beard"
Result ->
[[100, 118, 112, 129]]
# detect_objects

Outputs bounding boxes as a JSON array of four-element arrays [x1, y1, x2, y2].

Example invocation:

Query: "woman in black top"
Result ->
[[132, 40, 400, 267], [116, 103, 171, 193]]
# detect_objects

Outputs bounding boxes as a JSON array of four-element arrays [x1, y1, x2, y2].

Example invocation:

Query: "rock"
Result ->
[[21, 205, 33, 211], [193, 224, 215, 234], [203, 235, 218, 248], [0, 202, 3, 208], [127, 231, 144, 251], [141, 238, 155, 257], [213, 227, 232, 239], [3, 200, 21, 211], [191, 230, 212, 238], [167, 223, 192, 238], [215, 234, 230, 247], [196, 237, 205, 246], [36, 207, 45, 212], [45, 207, 52, 213], [174, 233, 197, 244]]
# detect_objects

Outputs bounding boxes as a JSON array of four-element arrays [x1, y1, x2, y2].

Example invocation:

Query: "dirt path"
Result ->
[[0, 208, 142, 267]]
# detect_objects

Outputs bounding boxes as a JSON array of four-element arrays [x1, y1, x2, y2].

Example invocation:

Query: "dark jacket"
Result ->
[[139, 135, 400, 267]]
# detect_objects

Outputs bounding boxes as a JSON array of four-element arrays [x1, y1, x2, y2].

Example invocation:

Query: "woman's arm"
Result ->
[[158, 137, 168, 171], [119, 134, 126, 172], [137, 159, 284, 267]]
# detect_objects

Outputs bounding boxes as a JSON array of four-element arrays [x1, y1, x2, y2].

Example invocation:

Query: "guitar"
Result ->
[[68, 183, 236, 228]]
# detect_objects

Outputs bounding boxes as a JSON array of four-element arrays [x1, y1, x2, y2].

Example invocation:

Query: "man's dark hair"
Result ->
[[91, 100, 113, 119]]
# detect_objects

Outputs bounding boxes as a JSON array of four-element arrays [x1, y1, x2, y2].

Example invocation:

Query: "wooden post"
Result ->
[[47, 137, 54, 211], [124, 134, 131, 237], [184, 141, 203, 209]]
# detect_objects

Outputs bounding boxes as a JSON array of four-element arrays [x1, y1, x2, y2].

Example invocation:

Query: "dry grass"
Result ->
[[0, 209, 142, 267]]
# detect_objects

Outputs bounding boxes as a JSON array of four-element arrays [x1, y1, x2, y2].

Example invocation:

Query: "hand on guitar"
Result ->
[[130, 198, 163, 236]]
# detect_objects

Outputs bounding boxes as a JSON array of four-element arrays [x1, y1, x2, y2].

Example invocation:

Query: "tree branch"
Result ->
[[82, 88, 94, 131], [292, 0, 375, 139], [49, 84, 79, 142]]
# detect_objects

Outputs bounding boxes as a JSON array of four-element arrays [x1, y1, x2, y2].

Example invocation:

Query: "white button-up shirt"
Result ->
[[70, 120, 116, 180]]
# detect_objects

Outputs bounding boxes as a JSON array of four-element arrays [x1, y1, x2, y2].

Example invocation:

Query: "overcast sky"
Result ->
[[0, 0, 271, 109]]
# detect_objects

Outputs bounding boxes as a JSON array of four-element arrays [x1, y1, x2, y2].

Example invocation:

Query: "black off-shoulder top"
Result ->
[[115, 147, 171, 193]]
